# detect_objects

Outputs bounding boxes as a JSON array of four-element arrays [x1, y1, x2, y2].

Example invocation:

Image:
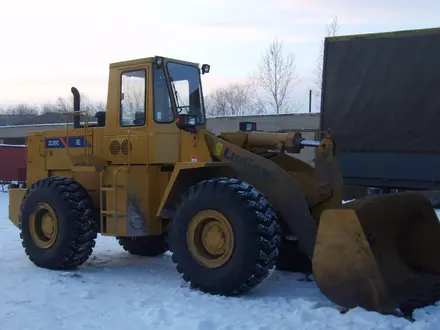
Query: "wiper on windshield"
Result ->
[[169, 78, 188, 114]]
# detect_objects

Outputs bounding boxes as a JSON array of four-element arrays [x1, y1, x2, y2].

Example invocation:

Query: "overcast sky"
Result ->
[[0, 0, 439, 107]]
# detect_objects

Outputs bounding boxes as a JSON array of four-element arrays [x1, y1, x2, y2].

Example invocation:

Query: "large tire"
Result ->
[[116, 235, 168, 256], [168, 177, 281, 296], [19, 176, 97, 270]]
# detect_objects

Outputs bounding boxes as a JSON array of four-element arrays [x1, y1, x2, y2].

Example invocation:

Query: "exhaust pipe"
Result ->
[[71, 86, 80, 129]]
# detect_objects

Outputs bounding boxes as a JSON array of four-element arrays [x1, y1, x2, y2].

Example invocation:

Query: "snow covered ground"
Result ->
[[0, 192, 439, 330]]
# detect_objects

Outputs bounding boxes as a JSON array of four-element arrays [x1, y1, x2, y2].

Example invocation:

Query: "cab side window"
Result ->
[[120, 69, 146, 127]]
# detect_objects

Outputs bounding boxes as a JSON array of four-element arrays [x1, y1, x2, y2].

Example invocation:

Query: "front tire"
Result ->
[[19, 176, 97, 270], [168, 177, 281, 295]]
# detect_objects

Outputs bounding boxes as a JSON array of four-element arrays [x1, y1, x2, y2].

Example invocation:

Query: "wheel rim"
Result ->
[[29, 202, 59, 249], [187, 209, 234, 268]]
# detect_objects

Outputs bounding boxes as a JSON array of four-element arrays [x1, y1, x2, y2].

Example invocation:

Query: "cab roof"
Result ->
[[109, 56, 200, 69]]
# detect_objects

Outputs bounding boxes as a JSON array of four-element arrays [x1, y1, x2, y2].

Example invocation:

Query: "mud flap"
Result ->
[[312, 192, 440, 316]]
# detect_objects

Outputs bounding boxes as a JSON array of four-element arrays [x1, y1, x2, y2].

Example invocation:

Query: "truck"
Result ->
[[320, 27, 440, 202]]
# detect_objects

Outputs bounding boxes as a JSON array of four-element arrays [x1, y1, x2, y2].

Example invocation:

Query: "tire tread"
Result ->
[[169, 177, 281, 295], [19, 176, 97, 270]]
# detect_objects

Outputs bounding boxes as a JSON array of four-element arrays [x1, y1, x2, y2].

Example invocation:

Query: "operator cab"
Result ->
[[73, 56, 210, 133]]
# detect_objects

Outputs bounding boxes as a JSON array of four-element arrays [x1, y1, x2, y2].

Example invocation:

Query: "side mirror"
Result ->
[[176, 113, 197, 132], [201, 64, 210, 74]]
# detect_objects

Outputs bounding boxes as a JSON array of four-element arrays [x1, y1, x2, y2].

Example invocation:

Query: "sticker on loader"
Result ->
[[45, 136, 90, 148]]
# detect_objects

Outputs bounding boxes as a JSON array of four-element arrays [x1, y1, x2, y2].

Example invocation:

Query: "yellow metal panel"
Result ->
[[104, 131, 148, 164], [44, 128, 94, 169], [126, 165, 170, 235], [71, 166, 99, 172], [155, 162, 232, 218], [148, 133, 180, 163], [179, 130, 214, 163], [9, 188, 26, 228], [100, 165, 170, 237], [26, 133, 47, 186], [156, 162, 207, 217]]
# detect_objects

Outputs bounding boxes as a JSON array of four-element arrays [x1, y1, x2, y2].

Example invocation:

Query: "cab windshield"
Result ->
[[165, 61, 206, 125]]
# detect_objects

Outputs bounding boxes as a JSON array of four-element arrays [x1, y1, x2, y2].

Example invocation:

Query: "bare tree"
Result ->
[[55, 96, 73, 112], [205, 83, 260, 117], [0, 94, 105, 121], [251, 37, 302, 114], [313, 16, 339, 111], [74, 94, 105, 116], [40, 103, 59, 114], [3, 104, 39, 116], [87, 101, 106, 115], [50, 94, 104, 116]]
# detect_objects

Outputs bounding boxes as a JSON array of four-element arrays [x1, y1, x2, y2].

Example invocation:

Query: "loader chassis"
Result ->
[[7, 55, 440, 318]]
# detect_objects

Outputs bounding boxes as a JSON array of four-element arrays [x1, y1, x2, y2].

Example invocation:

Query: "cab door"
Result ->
[[105, 67, 149, 165]]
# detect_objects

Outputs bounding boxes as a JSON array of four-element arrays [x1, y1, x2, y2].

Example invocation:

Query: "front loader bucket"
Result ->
[[312, 192, 440, 316]]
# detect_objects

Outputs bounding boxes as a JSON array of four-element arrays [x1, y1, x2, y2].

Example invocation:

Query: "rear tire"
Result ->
[[169, 177, 281, 295], [19, 176, 97, 270], [116, 235, 168, 256]]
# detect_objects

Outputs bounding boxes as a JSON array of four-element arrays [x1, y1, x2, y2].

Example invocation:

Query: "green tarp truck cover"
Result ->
[[320, 27, 440, 190]]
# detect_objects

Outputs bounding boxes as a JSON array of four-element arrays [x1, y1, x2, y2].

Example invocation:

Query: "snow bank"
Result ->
[[0, 192, 439, 329]]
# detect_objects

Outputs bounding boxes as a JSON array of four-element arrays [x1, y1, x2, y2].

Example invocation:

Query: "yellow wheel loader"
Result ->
[[8, 56, 440, 318]]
